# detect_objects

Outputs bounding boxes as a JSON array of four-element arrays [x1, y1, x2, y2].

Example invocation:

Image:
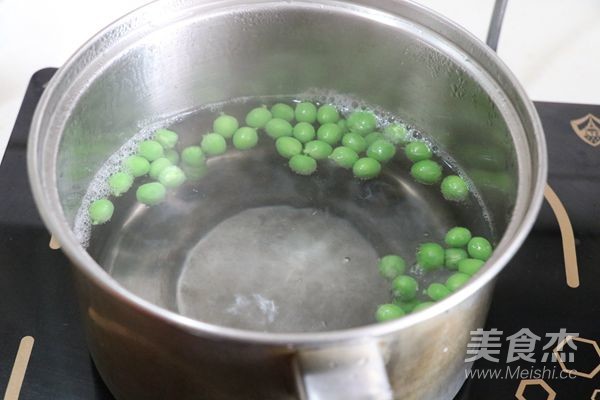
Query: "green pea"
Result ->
[[337, 119, 348, 133], [352, 157, 381, 180], [375, 304, 405, 322], [292, 122, 316, 143], [303, 140, 333, 160], [347, 111, 377, 135], [467, 237, 493, 261], [289, 154, 317, 176], [444, 227, 472, 247], [365, 132, 384, 146], [405, 141, 432, 162], [445, 272, 471, 292], [88, 198, 114, 225], [411, 160, 442, 184], [392, 275, 418, 301], [213, 113, 239, 139], [329, 146, 359, 169], [294, 102, 317, 123], [427, 283, 451, 301], [164, 149, 179, 165], [245, 106, 272, 128], [149, 157, 173, 180], [393, 298, 420, 313], [265, 118, 293, 139], [201, 133, 227, 156], [445, 248, 468, 270], [441, 175, 469, 201], [158, 165, 186, 188], [182, 164, 208, 181], [317, 104, 340, 124], [108, 172, 133, 197], [136, 182, 167, 206], [232, 127, 258, 150], [458, 258, 485, 276], [417, 242, 444, 270], [342, 133, 368, 153], [367, 139, 396, 162], [122, 155, 150, 177], [412, 301, 435, 312], [317, 123, 343, 145], [276, 137, 303, 159], [270, 103, 295, 122], [383, 123, 409, 145], [154, 129, 178, 149], [137, 140, 164, 161], [181, 146, 205, 167], [378, 254, 406, 280]]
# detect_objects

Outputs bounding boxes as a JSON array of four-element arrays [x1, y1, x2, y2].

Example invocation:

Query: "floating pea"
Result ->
[[467, 237, 493, 261], [412, 301, 435, 312], [411, 159, 442, 184], [149, 157, 173, 180], [375, 304, 405, 322], [367, 139, 396, 162], [289, 154, 317, 176], [158, 165, 186, 188], [383, 123, 409, 145], [365, 132, 384, 146], [270, 103, 295, 122], [88, 198, 114, 225], [136, 182, 167, 206], [378, 254, 406, 280], [317, 104, 340, 124], [137, 140, 164, 162], [201, 133, 227, 156], [233, 127, 258, 150], [393, 298, 420, 313], [213, 113, 239, 139], [352, 157, 381, 180], [276, 137, 303, 159], [427, 283, 451, 301], [458, 258, 485, 276], [347, 111, 377, 135], [294, 102, 317, 123], [182, 164, 208, 181], [405, 141, 432, 162], [337, 119, 348, 133], [329, 146, 359, 169], [392, 275, 418, 301], [445, 248, 468, 270], [441, 175, 469, 201], [265, 118, 293, 139], [108, 172, 133, 197], [154, 129, 178, 149], [181, 146, 205, 167], [444, 227, 472, 247], [122, 155, 150, 177], [292, 122, 316, 143], [417, 242, 444, 270], [164, 149, 179, 165], [303, 140, 333, 160], [445, 272, 471, 292], [317, 123, 343, 145], [245, 106, 272, 128], [341, 133, 366, 154]]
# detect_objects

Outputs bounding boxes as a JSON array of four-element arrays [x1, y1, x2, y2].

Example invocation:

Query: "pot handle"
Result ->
[[293, 341, 393, 400]]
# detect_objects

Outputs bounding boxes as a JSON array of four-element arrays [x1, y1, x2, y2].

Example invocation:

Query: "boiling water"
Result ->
[[85, 97, 493, 333]]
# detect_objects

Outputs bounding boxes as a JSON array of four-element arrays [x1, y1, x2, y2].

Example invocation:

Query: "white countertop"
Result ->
[[1, 0, 599, 161]]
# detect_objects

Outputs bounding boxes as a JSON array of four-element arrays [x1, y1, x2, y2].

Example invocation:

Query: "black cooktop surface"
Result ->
[[1, 69, 599, 399]]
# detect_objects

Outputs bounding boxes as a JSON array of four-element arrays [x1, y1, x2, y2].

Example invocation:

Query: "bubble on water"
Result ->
[[343, 256, 351, 263]]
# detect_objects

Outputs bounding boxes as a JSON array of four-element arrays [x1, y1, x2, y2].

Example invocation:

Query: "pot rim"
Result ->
[[27, 0, 547, 346]]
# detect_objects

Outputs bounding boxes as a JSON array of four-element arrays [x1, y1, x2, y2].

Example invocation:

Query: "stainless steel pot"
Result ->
[[28, 0, 547, 399]]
